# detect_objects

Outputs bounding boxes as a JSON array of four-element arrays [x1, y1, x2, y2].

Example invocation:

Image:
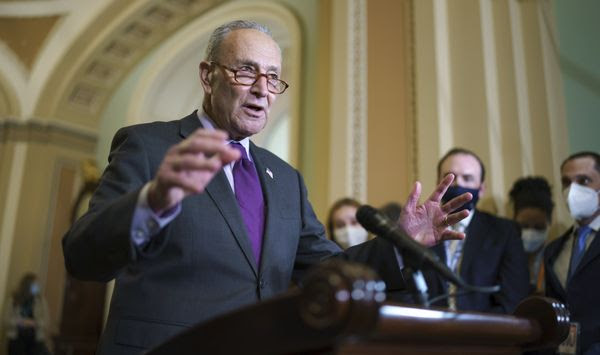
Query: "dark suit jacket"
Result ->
[[545, 227, 600, 354], [346, 211, 529, 313], [345, 238, 415, 303], [424, 210, 529, 313], [62, 112, 342, 354]]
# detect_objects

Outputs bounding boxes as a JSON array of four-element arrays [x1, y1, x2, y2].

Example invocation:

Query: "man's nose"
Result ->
[[250, 75, 269, 97]]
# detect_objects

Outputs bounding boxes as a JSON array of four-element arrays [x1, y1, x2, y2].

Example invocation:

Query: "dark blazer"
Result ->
[[345, 238, 415, 303], [345, 211, 529, 312], [62, 112, 342, 354], [544, 227, 600, 354], [424, 210, 529, 313]]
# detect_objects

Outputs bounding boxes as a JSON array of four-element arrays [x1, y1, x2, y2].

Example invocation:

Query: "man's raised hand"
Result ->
[[147, 129, 240, 214]]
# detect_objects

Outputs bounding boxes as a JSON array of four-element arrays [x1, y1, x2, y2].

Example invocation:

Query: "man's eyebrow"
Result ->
[[574, 173, 591, 180], [238, 59, 280, 73]]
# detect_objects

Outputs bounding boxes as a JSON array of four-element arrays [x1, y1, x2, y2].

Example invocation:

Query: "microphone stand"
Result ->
[[401, 253, 430, 308], [402, 265, 430, 308]]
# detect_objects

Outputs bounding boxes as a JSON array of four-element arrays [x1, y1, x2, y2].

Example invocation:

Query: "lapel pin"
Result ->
[[266, 168, 273, 179]]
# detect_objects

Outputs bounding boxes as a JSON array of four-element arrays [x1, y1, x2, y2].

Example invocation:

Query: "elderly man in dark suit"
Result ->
[[544, 151, 600, 355], [62, 21, 471, 355]]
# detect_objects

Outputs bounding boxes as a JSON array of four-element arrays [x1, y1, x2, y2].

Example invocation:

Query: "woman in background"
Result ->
[[326, 197, 369, 249], [4, 273, 50, 355], [509, 176, 555, 294]]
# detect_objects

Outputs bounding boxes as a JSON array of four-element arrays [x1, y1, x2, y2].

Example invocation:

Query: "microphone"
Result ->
[[356, 205, 465, 288]]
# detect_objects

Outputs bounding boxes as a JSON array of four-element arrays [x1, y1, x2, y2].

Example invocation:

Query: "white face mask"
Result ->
[[334, 225, 368, 249], [521, 228, 548, 253], [565, 183, 599, 220]]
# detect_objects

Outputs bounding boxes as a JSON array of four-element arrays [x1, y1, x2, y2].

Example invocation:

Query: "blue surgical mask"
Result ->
[[442, 185, 480, 213], [30, 283, 40, 296]]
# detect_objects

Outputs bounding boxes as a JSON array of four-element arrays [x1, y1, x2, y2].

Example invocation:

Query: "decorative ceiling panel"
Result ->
[[57, 0, 224, 119], [0, 16, 61, 70]]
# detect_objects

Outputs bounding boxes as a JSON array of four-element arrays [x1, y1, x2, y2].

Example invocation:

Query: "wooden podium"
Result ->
[[147, 260, 569, 355]]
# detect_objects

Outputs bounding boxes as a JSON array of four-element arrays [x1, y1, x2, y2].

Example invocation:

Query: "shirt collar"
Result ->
[[456, 209, 475, 230], [197, 110, 252, 161], [577, 214, 600, 232]]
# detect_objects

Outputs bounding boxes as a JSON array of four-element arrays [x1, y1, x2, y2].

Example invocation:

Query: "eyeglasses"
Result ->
[[211, 62, 289, 94]]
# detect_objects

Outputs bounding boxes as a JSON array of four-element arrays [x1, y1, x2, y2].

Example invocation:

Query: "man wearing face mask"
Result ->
[[544, 151, 600, 355], [423, 148, 529, 313]]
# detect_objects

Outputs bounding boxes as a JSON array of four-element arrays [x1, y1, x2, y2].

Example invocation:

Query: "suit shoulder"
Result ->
[[475, 210, 517, 229], [546, 228, 572, 249], [116, 119, 180, 137], [251, 144, 298, 172]]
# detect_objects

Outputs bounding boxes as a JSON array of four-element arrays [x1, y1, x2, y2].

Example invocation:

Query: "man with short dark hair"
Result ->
[[425, 148, 529, 313], [544, 151, 600, 354], [62, 21, 471, 355]]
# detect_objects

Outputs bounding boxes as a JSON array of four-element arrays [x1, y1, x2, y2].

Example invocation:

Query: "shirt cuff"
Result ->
[[131, 183, 181, 246], [393, 246, 405, 270]]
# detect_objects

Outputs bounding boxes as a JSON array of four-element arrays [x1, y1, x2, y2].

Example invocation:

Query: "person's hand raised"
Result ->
[[399, 174, 472, 247], [147, 129, 240, 215]]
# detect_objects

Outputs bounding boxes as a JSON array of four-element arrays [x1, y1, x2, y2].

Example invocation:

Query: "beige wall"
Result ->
[[304, 0, 333, 221], [366, 0, 415, 207], [0, 122, 95, 350], [414, 0, 569, 228]]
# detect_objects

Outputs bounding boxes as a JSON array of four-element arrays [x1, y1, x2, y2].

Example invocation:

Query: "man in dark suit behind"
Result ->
[[424, 148, 529, 313], [544, 151, 600, 354], [62, 21, 471, 355]]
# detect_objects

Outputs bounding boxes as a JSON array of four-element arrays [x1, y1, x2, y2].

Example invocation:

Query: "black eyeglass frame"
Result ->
[[210, 62, 289, 94]]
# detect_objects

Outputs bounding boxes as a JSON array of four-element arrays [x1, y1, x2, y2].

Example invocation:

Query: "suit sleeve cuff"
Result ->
[[131, 183, 181, 246]]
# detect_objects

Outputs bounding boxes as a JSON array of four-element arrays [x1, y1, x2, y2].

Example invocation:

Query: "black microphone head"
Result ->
[[356, 205, 392, 236]]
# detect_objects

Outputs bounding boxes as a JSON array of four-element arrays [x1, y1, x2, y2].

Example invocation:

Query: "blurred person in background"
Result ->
[[326, 197, 369, 249], [379, 201, 402, 223], [509, 176, 554, 294], [4, 273, 50, 355]]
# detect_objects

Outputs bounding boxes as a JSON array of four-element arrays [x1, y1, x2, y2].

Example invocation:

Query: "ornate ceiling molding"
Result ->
[[347, 0, 368, 202], [36, 0, 225, 128], [0, 118, 96, 153], [0, 0, 72, 16], [0, 0, 113, 118]]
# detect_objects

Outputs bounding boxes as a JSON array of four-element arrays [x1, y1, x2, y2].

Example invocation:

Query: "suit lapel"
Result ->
[[573, 229, 600, 276], [459, 211, 482, 278], [179, 112, 259, 276], [204, 171, 258, 276], [179, 111, 203, 138], [545, 229, 571, 299], [430, 244, 449, 293], [249, 143, 276, 275]]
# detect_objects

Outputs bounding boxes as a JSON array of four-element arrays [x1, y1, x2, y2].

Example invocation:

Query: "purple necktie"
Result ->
[[231, 142, 265, 265]]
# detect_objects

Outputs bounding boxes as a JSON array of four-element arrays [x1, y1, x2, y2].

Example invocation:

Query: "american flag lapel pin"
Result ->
[[266, 168, 273, 179]]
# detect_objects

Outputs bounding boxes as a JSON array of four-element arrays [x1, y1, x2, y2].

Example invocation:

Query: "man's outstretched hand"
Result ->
[[399, 174, 472, 247]]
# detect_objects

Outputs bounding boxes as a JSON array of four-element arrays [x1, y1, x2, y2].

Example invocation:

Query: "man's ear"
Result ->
[[479, 182, 486, 198], [199, 61, 212, 94]]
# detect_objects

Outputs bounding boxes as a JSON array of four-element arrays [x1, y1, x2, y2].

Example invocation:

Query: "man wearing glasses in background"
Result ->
[[63, 20, 471, 355]]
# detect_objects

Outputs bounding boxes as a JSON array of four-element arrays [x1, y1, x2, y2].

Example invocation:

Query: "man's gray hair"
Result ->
[[205, 20, 273, 61]]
